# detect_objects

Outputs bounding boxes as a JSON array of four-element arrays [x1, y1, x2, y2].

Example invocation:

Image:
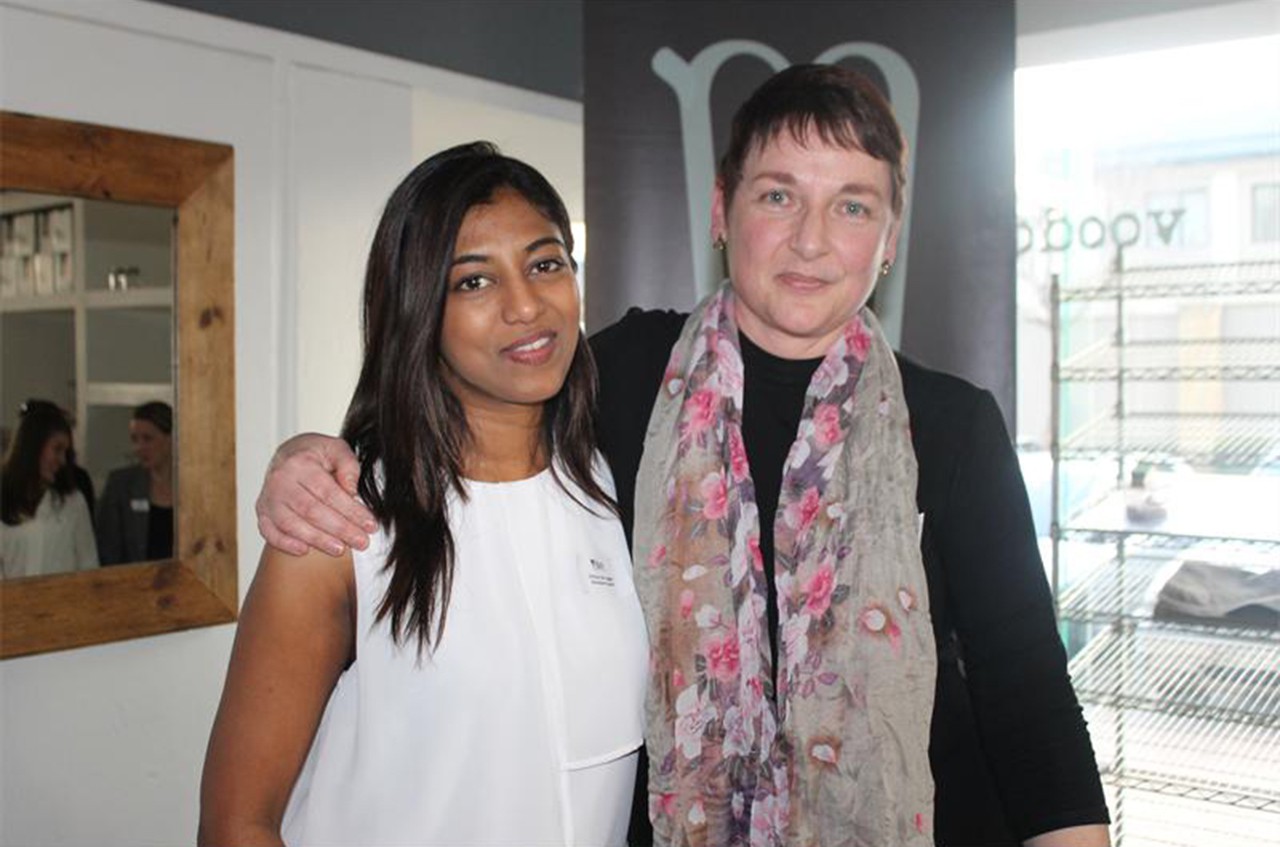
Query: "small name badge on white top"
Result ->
[[584, 555, 616, 589], [130, 498, 150, 513]]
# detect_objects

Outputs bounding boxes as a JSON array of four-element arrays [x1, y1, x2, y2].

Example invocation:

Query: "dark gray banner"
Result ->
[[584, 0, 1017, 424]]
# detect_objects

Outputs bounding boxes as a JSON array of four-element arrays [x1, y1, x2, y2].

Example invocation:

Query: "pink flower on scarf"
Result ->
[[706, 633, 741, 681], [805, 563, 836, 616], [672, 667, 685, 689], [695, 604, 722, 629], [782, 612, 811, 671], [849, 317, 872, 361], [859, 603, 903, 656], [784, 486, 822, 534], [679, 588, 695, 619], [684, 388, 717, 435], [811, 357, 850, 395], [650, 792, 677, 821], [748, 535, 764, 571], [915, 812, 928, 834], [728, 427, 750, 481], [700, 471, 728, 520], [662, 363, 685, 397], [648, 544, 667, 568], [722, 705, 751, 757], [750, 793, 787, 842], [812, 402, 842, 449], [675, 684, 717, 759], [808, 735, 842, 769], [743, 674, 766, 717]]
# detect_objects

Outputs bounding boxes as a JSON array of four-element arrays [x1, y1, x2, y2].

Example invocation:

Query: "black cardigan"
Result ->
[[590, 308, 1108, 846]]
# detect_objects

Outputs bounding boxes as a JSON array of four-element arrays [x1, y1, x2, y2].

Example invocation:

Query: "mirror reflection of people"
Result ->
[[251, 66, 1111, 846], [96, 401, 174, 565], [199, 144, 647, 845], [7, 398, 96, 518], [1, 400, 99, 578]]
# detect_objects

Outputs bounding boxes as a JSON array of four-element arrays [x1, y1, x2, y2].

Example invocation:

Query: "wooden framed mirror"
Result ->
[[0, 112, 236, 658]]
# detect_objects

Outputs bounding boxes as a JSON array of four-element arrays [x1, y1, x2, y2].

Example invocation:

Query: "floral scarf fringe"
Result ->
[[633, 284, 936, 846]]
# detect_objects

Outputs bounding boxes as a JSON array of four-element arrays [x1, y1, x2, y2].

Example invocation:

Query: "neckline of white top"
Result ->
[[461, 465, 552, 489]]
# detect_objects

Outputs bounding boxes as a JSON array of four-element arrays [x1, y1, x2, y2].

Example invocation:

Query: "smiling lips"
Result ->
[[502, 330, 558, 365]]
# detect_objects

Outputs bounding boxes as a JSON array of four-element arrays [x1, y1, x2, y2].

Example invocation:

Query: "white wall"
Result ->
[[0, 2, 580, 844], [412, 89, 585, 222]]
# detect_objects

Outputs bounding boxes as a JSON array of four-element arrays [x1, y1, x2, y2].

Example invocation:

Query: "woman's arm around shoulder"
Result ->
[[255, 433, 375, 558], [198, 544, 356, 846]]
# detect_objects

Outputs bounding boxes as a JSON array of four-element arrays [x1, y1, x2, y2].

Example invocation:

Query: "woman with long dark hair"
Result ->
[[1, 400, 99, 577], [199, 143, 648, 845]]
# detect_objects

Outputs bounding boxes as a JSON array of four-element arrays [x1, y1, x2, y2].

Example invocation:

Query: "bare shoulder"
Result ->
[[251, 544, 354, 598], [235, 545, 356, 664]]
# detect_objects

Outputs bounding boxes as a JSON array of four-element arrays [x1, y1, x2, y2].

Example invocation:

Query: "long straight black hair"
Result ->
[[340, 142, 614, 653], [1, 401, 74, 525]]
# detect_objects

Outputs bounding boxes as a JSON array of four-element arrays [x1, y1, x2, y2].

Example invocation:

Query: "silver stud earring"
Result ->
[[713, 235, 727, 251], [879, 259, 893, 278]]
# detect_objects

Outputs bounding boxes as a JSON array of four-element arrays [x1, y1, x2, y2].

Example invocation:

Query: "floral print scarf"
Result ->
[[633, 284, 936, 846]]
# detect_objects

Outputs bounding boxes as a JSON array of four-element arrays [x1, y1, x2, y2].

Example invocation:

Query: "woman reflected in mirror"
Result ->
[[96, 401, 174, 564], [0, 400, 99, 577]]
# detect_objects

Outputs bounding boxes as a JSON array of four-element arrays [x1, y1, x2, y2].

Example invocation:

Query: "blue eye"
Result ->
[[763, 189, 787, 205], [844, 200, 868, 217]]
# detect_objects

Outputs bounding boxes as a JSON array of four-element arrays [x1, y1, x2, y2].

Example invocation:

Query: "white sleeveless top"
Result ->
[[281, 464, 649, 846], [0, 489, 98, 578]]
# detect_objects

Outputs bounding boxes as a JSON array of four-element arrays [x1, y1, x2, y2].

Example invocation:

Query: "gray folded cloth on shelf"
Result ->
[[1153, 561, 1280, 629]]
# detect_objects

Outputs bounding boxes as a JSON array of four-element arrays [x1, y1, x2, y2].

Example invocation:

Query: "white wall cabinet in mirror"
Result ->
[[0, 111, 236, 658], [1, 192, 177, 523]]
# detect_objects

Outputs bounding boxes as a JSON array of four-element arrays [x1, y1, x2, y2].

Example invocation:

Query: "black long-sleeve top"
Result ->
[[590, 308, 1109, 846]]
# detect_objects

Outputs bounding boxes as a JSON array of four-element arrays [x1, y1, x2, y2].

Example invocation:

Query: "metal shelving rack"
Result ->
[[1050, 258, 1280, 847]]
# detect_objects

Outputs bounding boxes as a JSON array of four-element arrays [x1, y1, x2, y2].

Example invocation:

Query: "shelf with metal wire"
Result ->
[[1058, 411, 1280, 468], [1057, 473, 1280, 548], [1097, 784, 1280, 847], [1071, 624, 1280, 727], [1058, 554, 1280, 640], [1056, 259, 1280, 303], [1050, 257, 1280, 843], [1058, 336, 1280, 382], [1059, 526, 1280, 553], [1082, 691, 1280, 812]]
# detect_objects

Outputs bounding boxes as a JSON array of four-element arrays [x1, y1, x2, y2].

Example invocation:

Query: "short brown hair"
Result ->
[[718, 64, 907, 215]]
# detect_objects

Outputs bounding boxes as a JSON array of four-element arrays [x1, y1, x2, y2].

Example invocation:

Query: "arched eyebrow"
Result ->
[[524, 236, 567, 254], [451, 236, 567, 268]]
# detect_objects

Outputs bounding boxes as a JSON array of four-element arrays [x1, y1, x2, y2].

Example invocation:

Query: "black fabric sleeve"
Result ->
[[589, 307, 687, 548], [934, 389, 1110, 839]]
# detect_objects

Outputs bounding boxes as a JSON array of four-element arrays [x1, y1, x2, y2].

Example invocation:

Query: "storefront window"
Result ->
[[1015, 32, 1279, 847]]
